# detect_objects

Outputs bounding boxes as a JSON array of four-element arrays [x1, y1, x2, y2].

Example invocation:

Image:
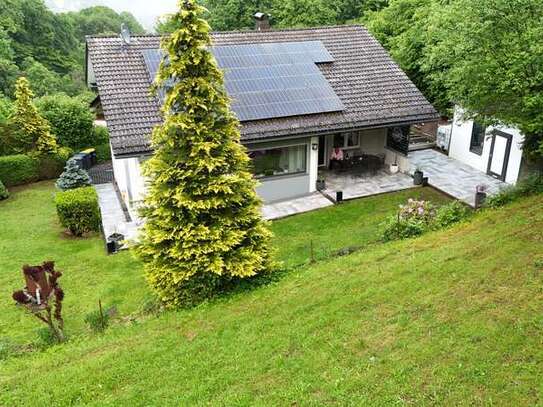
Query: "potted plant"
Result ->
[[413, 166, 424, 185], [316, 178, 326, 191], [389, 156, 399, 174]]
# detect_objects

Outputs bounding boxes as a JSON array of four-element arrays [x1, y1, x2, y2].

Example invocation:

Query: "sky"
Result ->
[[44, 0, 179, 31]]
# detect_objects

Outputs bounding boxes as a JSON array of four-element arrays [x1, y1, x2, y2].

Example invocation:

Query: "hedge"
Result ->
[[0, 154, 39, 186], [54, 187, 101, 236]]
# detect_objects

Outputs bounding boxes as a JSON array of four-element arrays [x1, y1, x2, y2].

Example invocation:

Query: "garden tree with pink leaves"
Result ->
[[12, 261, 65, 342], [136, 0, 271, 307]]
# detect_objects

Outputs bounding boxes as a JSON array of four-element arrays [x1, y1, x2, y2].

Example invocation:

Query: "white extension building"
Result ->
[[448, 107, 525, 184]]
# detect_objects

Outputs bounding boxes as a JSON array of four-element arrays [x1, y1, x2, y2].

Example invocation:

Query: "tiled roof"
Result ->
[[86, 25, 439, 157]]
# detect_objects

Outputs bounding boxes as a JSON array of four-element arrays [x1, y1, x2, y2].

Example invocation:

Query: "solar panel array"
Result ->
[[141, 41, 344, 122]]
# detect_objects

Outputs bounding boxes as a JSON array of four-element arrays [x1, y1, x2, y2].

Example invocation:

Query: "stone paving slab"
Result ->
[[262, 192, 334, 220], [409, 149, 507, 206], [322, 169, 416, 201], [94, 183, 140, 245]]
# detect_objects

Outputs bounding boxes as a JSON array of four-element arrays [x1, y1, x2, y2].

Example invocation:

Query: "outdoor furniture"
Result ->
[[335, 153, 384, 176]]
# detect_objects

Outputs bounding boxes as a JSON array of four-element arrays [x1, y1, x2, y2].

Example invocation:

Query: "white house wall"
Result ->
[[247, 137, 316, 203], [111, 151, 147, 216], [448, 107, 524, 184]]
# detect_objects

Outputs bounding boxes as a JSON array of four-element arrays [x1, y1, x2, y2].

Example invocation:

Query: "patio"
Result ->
[[320, 168, 416, 201], [409, 149, 507, 206]]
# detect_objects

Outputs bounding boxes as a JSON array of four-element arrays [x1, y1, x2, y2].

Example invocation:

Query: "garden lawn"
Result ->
[[271, 187, 451, 267], [1, 182, 542, 405]]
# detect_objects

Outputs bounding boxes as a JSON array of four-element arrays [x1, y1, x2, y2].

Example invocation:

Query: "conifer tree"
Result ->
[[10, 77, 57, 154], [56, 157, 92, 191], [136, 0, 271, 307]]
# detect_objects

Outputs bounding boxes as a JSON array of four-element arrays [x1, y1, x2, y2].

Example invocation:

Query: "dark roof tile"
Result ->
[[86, 25, 438, 156]]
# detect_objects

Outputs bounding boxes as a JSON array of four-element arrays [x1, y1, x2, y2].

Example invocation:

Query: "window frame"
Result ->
[[469, 121, 486, 156], [333, 131, 361, 150], [248, 143, 308, 180]]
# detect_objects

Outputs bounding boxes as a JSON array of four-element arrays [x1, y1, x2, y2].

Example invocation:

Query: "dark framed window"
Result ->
[[386, 126, 410, 155], [333, 132, 360, 149], [470, 122, 486, 155], [248, 144, 307, 178]]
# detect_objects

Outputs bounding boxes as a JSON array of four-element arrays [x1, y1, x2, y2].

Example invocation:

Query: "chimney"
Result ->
[[120, 23, 131, 45], [254, 12, 270, 31]]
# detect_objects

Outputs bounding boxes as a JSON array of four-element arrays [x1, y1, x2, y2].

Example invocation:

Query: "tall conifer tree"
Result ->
[[11, 77, 57, 154], [136, 0, 271, 307]]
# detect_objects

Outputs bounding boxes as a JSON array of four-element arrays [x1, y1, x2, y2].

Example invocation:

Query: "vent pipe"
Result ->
[[120, 23, 131, 45], [254, 12, 270, 31]]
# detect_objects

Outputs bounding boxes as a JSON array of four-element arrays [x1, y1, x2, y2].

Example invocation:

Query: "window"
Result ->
[[386, 126, 410, 155], [470, 122, 486, 155], [248, 145, 307, 178], [333, 132, 360, 149]]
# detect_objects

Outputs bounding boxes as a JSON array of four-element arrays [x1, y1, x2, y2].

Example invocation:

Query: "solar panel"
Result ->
[[141, 40, 343, 122]]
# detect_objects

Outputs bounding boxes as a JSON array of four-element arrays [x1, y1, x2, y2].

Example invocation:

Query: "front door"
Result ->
[[318, 135, 327, 167], [487, 131, 512, 181]]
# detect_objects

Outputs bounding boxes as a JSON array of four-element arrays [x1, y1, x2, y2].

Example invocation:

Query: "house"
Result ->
[[446, 107, 526, 184], [86, 15, 438, 215]]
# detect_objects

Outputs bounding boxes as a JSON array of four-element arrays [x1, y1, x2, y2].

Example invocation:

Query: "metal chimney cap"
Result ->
[[120, 23, 131, 45], [254, 12, 268, 20]]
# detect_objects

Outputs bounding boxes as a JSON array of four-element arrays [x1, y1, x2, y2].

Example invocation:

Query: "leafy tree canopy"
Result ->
[[157, 0, 390, 32], [36, 93, 95, 150], [424, 0, 543, 157], [64, 6, 145, 41], [0, 0, 144, 99]]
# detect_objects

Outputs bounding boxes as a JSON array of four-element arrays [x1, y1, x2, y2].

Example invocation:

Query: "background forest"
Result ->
[[0, 0, 541, 158]]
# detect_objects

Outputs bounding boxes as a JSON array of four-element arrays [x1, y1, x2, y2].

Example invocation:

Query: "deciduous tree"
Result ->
[[425, 0, 543, 158]]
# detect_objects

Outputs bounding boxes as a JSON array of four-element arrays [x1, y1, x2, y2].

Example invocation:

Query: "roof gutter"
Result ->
[[111, 115, 439, 159]]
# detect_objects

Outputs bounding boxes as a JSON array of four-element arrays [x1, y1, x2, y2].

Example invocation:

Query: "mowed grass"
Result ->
[[271, 187, 451, 267], [1, 182, 542, 405]]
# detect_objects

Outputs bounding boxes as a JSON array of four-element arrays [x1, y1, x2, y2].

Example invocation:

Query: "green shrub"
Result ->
[[0, 154, 39, 186], [381, 215, 428, 241], [434, 201, 471, 228], [54, 187, 101, 236], [0, 180, 8, 200], [84, 306, 112, 333], [381, 199, 436, 241], [95, 143, 111, 163], [382, 198, 473, 242], [93, 126, 109, 145], [485, 174, 543, 208], [56, 158, 91, 191], [36, 147, 73, 180], [36, 93, 95, 150]]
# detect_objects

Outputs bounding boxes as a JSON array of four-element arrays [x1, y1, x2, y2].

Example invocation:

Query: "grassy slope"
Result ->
[[271, 187, 450, 268], [0, 183, 542, 405]]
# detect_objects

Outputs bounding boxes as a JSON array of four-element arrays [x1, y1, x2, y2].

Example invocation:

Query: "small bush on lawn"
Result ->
[[0, 154, 39, 186], [55, 187, 101, 236], [382, 198, 471, 241], [434, 201, 471, 228], [84, 303, 113, 333], [56, 157, 91, 191], [485, 174, 543, 208], [0, 180, 8, 200], [382, 199, 436, 241]]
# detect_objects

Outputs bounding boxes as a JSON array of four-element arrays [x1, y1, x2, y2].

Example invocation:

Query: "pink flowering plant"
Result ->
[[382, 198, 471, 241], [382, 199, 437, 241], [398, 199, 436, 223]]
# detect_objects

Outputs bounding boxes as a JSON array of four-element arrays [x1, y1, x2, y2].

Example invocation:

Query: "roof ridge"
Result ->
[[85, 24, 366, 40]]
